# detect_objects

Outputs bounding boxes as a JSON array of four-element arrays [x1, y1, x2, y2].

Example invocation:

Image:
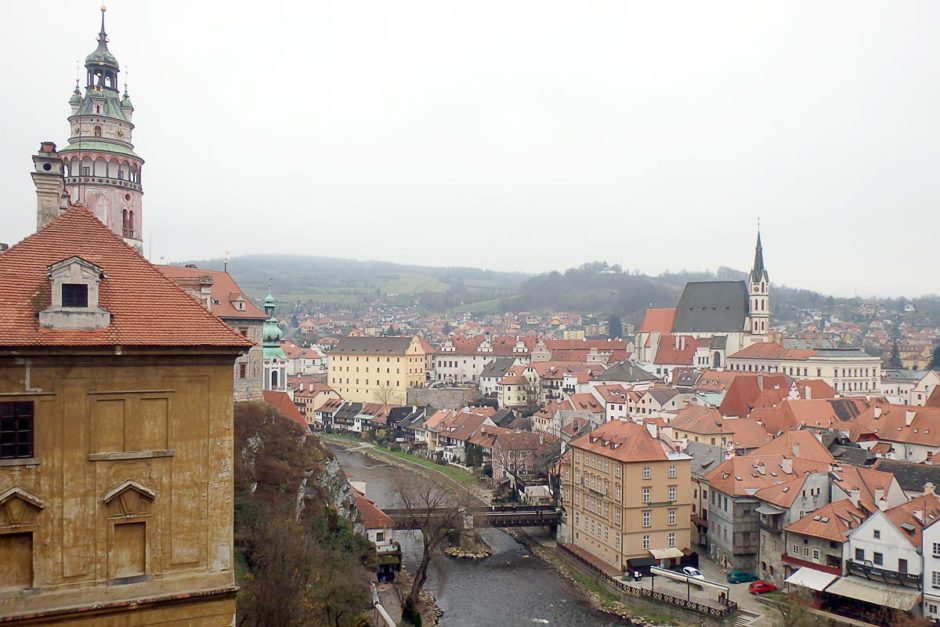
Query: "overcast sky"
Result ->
[[3, 1, 939, 298]]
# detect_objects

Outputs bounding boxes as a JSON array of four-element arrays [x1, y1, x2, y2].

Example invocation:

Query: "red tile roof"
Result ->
[[263, 390, 308, 428], [784, 500, 868, 543], [0, 208, 253, 350], [354, 489, 393, 530], [639, 307, 677, 334], [156, 264, 267, 320], [653, 335, 697, 366], [729, 342, 816, 361], [570, 421, 671, 463], [718, 374, 788, 417]]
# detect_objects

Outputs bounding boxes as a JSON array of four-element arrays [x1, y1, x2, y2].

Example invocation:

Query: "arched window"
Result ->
[[271, 370, 279, 389], [94, 126, 102, 138]]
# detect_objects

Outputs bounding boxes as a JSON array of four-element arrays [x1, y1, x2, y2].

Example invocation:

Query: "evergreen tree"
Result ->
[[888, 342, 903, 368], [928, 345, 940, 371], [607, 314, 623, 339]]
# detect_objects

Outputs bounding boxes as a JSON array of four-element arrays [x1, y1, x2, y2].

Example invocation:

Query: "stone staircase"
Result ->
[[729, 609, 763, 626]]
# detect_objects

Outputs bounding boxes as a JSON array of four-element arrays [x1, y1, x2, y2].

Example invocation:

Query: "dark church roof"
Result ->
[[873, 459, 940, 494], [671, 281, 749, 333]]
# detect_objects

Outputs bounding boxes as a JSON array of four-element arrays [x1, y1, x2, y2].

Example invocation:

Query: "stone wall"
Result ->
[[407, 387, 481, 410]]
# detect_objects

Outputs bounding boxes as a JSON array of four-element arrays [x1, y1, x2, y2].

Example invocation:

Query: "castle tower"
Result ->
[[52, 7, 145, 251], [748, 230, 770, 335]]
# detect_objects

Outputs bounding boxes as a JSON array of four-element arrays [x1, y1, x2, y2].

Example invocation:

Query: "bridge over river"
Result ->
[[381, 504, 562, 531]]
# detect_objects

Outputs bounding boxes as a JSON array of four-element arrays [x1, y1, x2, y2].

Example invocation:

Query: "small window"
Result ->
[[0, 402, 34, 460], [873, 552, 883, 566], [62, 283, 88, 308], [855, 548, 864, 561], [873, 529, 881, 539]]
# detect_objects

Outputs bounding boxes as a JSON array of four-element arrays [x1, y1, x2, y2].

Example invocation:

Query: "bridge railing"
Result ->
[[557, 544, 738, 619]]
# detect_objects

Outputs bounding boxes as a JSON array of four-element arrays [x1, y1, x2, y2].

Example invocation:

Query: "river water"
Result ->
[[332, 445, 630, 627]]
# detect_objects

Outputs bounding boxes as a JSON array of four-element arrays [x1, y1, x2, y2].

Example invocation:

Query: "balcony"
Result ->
[[66, 175, 142, 192], [845, 559, 921, 589], [759, 518, 783, 534]]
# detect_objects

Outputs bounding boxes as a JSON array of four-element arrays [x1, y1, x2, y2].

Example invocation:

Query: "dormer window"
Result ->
[[39, 256, 110, 330], [62, 283, 89, 308]]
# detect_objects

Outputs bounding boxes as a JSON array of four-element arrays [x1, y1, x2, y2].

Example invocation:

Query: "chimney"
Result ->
[[926, 482, 936, 496], [874, 487, 884, 509], [781, 458, 793, 474], [0, 243, 7, 255], [906, 410, 916, 427], [805, 385, 812, 400], [757, 374, 764, 390], [848, 487, 860, 508], [873, 407, 882, 419], [791, 442, 800, 458], [674, 335, 680, 349], [680, 336, 686, 351], [32, 142, 71, 231]]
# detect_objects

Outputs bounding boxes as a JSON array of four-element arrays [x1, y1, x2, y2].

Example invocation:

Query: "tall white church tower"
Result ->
[[49, 7, 145, 251], [747, 231, 770, 335]]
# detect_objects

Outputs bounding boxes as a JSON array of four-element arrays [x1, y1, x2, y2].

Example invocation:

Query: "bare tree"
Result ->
[[393, 474, 466, 605], [373, 385, 395, 405]]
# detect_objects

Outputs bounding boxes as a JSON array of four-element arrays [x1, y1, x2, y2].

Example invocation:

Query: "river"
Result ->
[[332, 445, 631, 627]]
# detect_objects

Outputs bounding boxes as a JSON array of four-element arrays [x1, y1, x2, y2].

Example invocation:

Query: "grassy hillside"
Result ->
[[178, 254, 526, 307]]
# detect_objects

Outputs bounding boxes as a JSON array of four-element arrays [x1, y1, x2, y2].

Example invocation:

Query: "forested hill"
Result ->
[[506, 263, 831, 323], [178, 255, 832, 320]]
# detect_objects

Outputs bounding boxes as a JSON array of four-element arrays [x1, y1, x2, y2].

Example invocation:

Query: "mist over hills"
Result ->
[[178, 254, 843, 322]]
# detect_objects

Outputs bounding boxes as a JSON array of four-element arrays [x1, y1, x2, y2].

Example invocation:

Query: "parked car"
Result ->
[[748, 580, 777, 595], [727, 570, 759, 584], [682, 566, 705, 580]]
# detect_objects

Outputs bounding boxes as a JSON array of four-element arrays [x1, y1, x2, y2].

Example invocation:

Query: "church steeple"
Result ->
[[262, 293, 287, 391], [751, 230, 768, 284], [747, 229, 770, 335]]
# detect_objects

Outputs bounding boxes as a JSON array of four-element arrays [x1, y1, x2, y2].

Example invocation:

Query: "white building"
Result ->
[[726, 344, 881, 396]]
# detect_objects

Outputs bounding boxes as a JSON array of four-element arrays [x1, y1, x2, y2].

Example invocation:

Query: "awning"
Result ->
[[785, 568, 838, 591], [755, 503, 785, 515], [826, 576, 921, 611], [649, 547, 684, 560]]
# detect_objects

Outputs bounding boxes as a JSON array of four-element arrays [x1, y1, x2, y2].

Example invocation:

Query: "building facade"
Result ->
[[328, 336, 426, 405], [561, 421, 692, 573], [0, 207, 251, 624]]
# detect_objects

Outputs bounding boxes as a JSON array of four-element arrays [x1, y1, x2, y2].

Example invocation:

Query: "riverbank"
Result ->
[[505, 530, 681, 627], [319, 434, 492, 503], [329, 442, 631, 626]]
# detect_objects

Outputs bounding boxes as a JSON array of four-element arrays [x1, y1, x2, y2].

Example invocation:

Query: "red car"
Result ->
[[748, 581, 777, 595]]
